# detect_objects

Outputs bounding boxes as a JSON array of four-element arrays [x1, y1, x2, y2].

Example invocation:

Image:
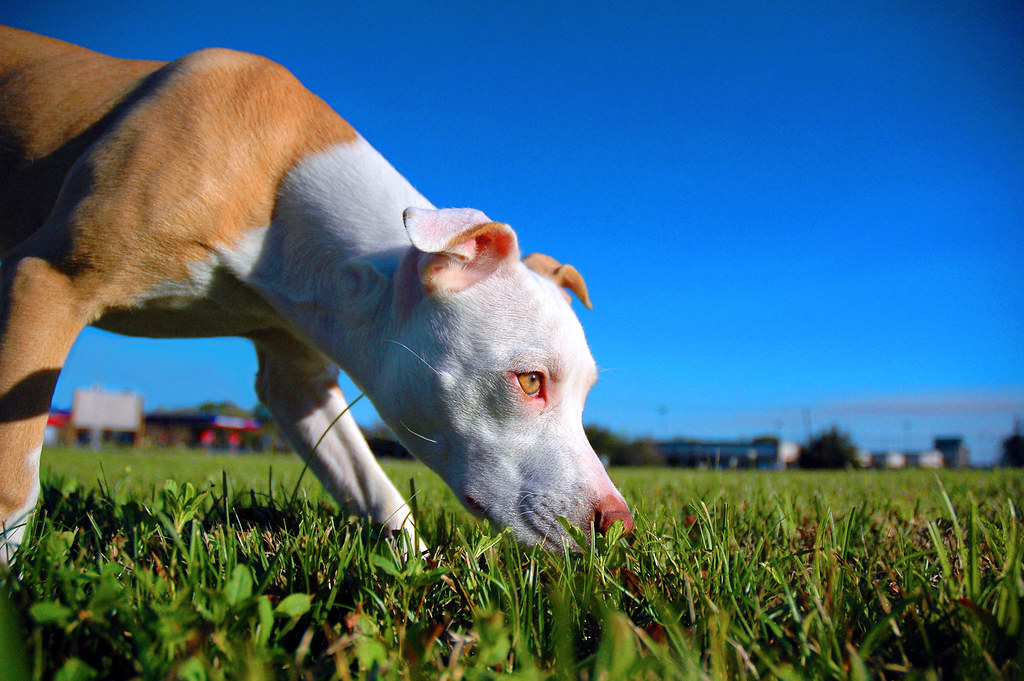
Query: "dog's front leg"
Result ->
[[251, 331, 418, 547], [0, 257, 89, 563]]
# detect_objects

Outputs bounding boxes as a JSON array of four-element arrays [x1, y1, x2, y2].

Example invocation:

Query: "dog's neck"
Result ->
[[223, 137, 433, 387], [275, 137, 434, 259]]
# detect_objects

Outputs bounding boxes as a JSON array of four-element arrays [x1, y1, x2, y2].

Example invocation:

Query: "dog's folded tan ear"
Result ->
[[523, 252, 593, 310]]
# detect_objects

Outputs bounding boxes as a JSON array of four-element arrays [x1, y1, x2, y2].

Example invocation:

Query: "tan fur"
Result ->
[[0, 27, 165, 253], [0, 26, 358, 522], [522, 252, 593, 309], [0, 258, 83, 518]]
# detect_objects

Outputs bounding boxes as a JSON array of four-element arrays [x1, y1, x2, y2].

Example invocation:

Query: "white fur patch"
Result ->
[[274, 136, 434, 259], [224, 137, 433, 309], [1, 445, 40, 565]]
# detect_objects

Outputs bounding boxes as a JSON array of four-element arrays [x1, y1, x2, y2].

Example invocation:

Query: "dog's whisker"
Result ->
[[400, 421, 437, 444], [382, 339, 442, 375]]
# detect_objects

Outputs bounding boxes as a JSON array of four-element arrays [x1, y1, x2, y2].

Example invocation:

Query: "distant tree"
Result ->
[[251, 401, 279, 429], [251, 403, 274, 422], [1002, 432, 1024, 468], [799, 427, 858, 469], [586, 425, 631, 466], [626, 438, 666, 467], [197, 401, 248, 417], [585, 425, 665, 466]]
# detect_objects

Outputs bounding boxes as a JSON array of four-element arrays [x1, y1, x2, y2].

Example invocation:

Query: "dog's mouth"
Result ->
[[463, 494, 487, 518], [519, 496, 577, 550], [463, 492, 585, 550]]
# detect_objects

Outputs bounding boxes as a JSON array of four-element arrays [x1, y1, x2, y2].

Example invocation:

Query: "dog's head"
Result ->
[[367, 207, 632, 548]]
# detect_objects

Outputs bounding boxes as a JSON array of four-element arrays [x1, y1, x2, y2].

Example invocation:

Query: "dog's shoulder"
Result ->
[[1, 29, 358, 271], [0, 27, 356, 198], [75, 46, 359, 245], [146, 46, 358, 159], [0, 27, 166, 253], [30, 42, 363, 306]]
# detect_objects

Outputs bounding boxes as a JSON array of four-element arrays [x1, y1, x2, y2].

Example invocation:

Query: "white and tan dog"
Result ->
[[0, 27, 632, 560]]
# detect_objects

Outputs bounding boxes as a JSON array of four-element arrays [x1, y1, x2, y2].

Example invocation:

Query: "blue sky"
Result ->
[[3, 1, 1022, 462]]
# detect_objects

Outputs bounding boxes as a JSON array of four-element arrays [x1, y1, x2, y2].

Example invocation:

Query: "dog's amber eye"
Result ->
[[517, 371, 543, 396]]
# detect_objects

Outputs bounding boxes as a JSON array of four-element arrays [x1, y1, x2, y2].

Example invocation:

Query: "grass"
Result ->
[[1, 447, 1022, 680]]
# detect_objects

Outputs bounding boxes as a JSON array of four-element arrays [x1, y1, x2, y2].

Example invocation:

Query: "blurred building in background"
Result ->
[[933, 437, 970, 468], [856, 436, 968, 469], [144, 409, 267, 451], [659, 439, 801, 470], [43, 387, 145, 448], [45, 387, 976, 468]]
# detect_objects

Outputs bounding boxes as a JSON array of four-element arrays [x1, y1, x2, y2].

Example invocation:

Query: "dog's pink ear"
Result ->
[[404, 207, 519, 294]]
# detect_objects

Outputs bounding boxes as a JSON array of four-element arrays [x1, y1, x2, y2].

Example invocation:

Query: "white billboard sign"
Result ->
[[71, 387, 144, 432]]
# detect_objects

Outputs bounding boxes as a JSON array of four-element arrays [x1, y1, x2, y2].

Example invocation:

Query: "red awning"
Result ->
[[47, 411, 71, 427]]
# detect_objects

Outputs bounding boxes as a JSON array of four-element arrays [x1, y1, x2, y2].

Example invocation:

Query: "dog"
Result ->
[[0, 26, 632, 560]]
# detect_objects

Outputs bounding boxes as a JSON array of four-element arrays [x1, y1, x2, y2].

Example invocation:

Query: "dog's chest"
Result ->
[[92, 250, 281, 338]]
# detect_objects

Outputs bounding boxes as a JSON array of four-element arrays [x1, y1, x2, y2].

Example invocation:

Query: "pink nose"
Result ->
[[593, 494, 634, 535]]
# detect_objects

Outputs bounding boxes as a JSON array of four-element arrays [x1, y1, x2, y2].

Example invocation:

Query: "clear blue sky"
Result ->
[[4, 1, 1022, 462]]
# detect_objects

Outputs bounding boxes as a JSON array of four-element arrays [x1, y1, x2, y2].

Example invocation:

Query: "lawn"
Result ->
[[1, 448, 1021, 680]]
